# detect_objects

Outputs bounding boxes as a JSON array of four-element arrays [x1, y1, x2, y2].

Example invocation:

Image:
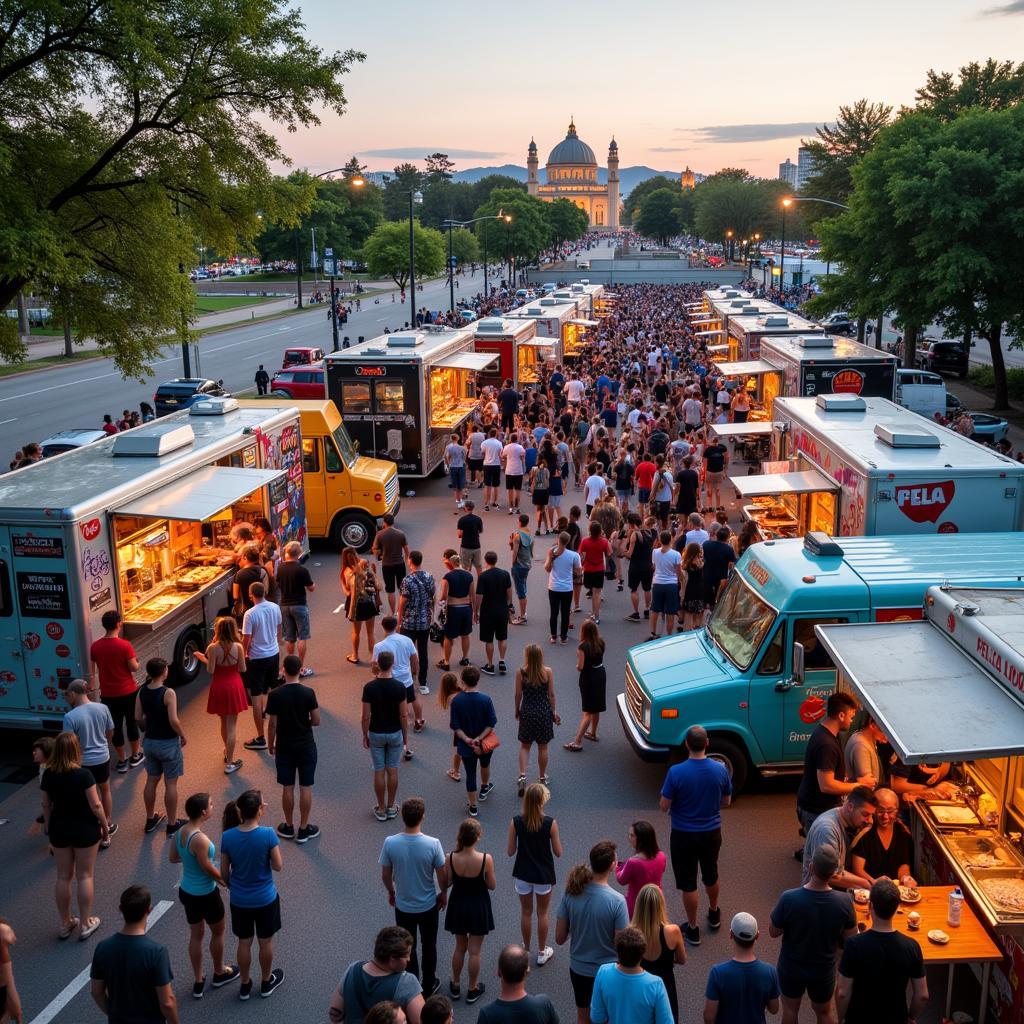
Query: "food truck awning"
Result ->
[[731, 469, 836, 498], [707, 344, 730, 354], [435, 352, 499, 372], [715, 359, 779, 376], [569, 319, 599, 327], [695, 330, 727, 337], [520, 338, 558, 348], [816, 622, 1024, 763], [113, 466, 285, 522], [711, 422, 775, 438]]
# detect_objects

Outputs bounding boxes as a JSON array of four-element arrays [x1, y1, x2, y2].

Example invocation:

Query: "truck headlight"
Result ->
[[642, 700, 651, 730]]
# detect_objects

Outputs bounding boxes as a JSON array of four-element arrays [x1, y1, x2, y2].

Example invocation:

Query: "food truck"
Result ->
[[324, 327, 498, 477], [472, 316, 554, 389], [733, 394, 1024, 541], [616, 531, 1024, 790], [725, 308, 824, 361], [506, 295, 590, 362], [688, 294, 779, 355], [0, 399, 309, 726], [817, 587, 1024, 1024]]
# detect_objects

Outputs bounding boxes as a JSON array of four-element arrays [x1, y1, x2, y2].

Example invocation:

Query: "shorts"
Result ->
[[179, 887, 225, 926], [549, 493, 562, 509], [483, 465, 501, 487], [532, 490, 549, 508], [628, 566, 654, 592], [705, 469, 726, 489], [777, 962, 837, 1004], [275, 742, 317, 787], [460, 547, 483, 573], [83, 759, 111, 786], [506, 474, 523, 491], [230, 896, 281, 940], [656, 500, 671, 520], [479, 616, 508, 644], [246, 653, 280, 697], [281, 604, 311, 643], [651, 582, 680, 615], [369, 730, 404, 771], [637, 488, 651, 504], [382, 563, 406, 594], [569, 969, 597, 1009], [670, 826, 722, 892], [513, 878, 553, 897], [468, 457, 484, 474], [444, 604, 473, 639], [449, 465, 466, 490], [583, 570, 605, 591], [511, 564, 530, 600], [615, 489, 630, 502], [405, 684, 416, 705], [143, 737, 184, 780]]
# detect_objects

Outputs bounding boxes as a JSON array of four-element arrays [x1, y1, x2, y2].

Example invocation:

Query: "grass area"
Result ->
[[193, 294, 276, 314], [0, 350, 103, 378], [969, 365, 1024, 402]]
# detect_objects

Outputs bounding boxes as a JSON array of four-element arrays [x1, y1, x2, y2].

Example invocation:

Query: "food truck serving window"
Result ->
[[113, 466, 285, 521], [342, 382, 371, 414], [376, 382, 405, 414], [708, 574, 777, 670]]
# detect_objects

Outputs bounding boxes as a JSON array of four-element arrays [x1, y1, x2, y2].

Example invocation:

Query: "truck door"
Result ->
[[301, 438, 327, 535], [0, 531, 28, 711]]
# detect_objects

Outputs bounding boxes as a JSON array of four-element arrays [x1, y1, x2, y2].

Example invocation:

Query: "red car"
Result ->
[[282, 346, 324, 369], [270, 363, 326, 399]]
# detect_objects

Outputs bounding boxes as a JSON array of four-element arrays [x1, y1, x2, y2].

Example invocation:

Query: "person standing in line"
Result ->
[[254, 365, 270, 396], [362, 650, 409, 822], [475, 550, 513, 676], [769, 844, 856, 1024], [168, 792, 239, 998], [443, 818, 496, 1004], [631, 884, 685, 1023], [374, 616, 423, 760], [379, 798, 448, 999], [701, 528, 736, 611], [683, 512, 709, 548], [481, 428, 505, 512], [678, 543, 706, 633], [835, 880, 927, 1024], [623, 513, 655, 622], [658, 725, 732, 947], [329, 926, 424, 1024], [545, 531, 582, 645], [702, 913, 780, 1024], [275, 541, 316, 677], [399, 550, 436, 698], [615, 822, 667, 918], [220, 791, 285, 1000], [578, 521, 611, 625], [90, 885, 178, 1023], [651, 455, 675, 531], [41, 731, 109, 941], [582, 463, 608, 517], [240, 581, 282, 755], [232, 546, 269, 622], [265, 654, 321, 844], [649, 530, 683, 641], [701, 435, 729, 512], [589, 925, 673, 1024], [135, 658, 187, 837], [62, 679, 117, 847], [565, 619, 606, 753], [467, 423, 486, 490], [373, 514, 410, 615], [476, 944, 560, 1024], [457, 499, 485, 576], [90, 609, 142, 774], [508, 784, 562, 967], [555, 840, 628, 1024], [444, 433, 468, 514], [510, 514, 534, 625], [843, 716, 887, 790], [449, 665, 497, 817], [196, 616, 248, 775], [514, 644, 559, 794], [438, 552, 475, 671], [502, 431, 527, 516]]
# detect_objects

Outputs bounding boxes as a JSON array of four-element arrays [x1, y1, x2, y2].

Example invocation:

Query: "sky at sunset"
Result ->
[[282, 0, 1024, 183]]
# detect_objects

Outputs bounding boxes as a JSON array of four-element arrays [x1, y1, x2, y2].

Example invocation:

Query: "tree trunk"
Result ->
[[856, 315, 867, 344], [16, 290, 28, 339], [903, 323, 919, 369], [987, 323, 1008, 410], [63, 316, 73, 358], [875, 312, 884, 350]]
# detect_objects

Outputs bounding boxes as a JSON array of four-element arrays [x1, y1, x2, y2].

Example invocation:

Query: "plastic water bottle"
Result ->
[[948, 887, 964, 927]]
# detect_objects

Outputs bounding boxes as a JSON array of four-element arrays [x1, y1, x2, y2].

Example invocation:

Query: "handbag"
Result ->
[[428, 608, 446, 645], [479, 731, 501, 753]]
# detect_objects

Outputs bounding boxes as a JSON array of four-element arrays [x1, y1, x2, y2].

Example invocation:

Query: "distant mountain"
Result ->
[[452, 164, 684, 196]]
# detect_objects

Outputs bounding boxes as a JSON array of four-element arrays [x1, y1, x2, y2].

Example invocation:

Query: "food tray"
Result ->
[[930, 803, 982, 826]]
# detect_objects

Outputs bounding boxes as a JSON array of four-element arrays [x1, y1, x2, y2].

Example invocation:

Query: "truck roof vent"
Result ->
[[526, 307, 543, 317], [723, 289, 740, 298], [797, 335, 833, 349], [386, 333, 424, 347], [189, 396, 239, 416], [804, 532, 844, 558], [816, 394, 866, 412], [873, 423, 941, 448], [762, 315, 789, 327], [730, 299, 749, 308], [423, 324, 447, 334], [539, 297, 557, 306], [740, 305, 761, 314], [570, 283, 584, 293], [113, 423, 194, 457], [579, 279, 590, 285], [476, 317, 505, 333]]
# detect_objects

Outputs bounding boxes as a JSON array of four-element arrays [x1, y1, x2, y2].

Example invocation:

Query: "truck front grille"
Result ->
[[625, 664, 646, 726], [384, 473, 398, 510]]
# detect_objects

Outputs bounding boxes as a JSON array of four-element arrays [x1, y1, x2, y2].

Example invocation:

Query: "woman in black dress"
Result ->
[[41, 731, 109, 940], [514, 644, 559, 793], [680, 542, 705, 632], [444, 818, 496, 1005], [631, 883, 686, 1022], [565, 620, 606, 751]]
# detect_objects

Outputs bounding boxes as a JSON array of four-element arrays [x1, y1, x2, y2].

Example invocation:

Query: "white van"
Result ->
[[895, 368, 946, 421]]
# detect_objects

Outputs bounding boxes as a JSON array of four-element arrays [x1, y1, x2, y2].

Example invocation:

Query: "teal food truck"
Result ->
[[617, 532, 1024, 789]]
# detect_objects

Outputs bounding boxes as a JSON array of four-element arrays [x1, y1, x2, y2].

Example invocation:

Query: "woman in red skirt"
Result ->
[[197, 616, 249, 774]]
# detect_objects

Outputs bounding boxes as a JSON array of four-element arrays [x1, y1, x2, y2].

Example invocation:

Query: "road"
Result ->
[[0, 268, 489, 457]]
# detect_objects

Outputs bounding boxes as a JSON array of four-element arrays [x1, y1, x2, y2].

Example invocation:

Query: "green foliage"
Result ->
[[473, 189, 552, 267], [693, 177, 803, 244], [968, 365, 1024, 401], [448, 227, 480, 266], [703, 168, 753, 184], [418, 181, 477, 230], [362, 221, 446, 290], [545, 199, 589, 248], [424, 153, 456, 185], [622, 175, 678, 225], [341, 156, 368, 179], [382, 164, 425, 221], [635, 189, 683, 244], [915, 59, 1024, 121], [0, 0, 363, 373]]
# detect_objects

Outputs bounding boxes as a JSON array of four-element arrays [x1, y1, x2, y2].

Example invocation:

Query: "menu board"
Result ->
[[12, 534, 64, 559], [17, 571, 71, 618]]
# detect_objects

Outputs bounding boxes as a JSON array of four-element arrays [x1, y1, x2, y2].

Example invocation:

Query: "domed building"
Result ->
[[526, 118, 619, 231]]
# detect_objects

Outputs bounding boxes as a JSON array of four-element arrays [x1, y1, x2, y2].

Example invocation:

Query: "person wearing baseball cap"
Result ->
[[703, 912, 780, 1024]]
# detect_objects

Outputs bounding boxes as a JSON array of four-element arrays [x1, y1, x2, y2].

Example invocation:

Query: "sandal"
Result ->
[[563, 742, 583, 752], [446, 768, 461, 782], [59, 917, 80, 940], [414, 719, 425, 733], [345, 654, 360, 664], [79, 916, 101, 940], [584, 733, 599, 742], [436, 660, 450, 670]]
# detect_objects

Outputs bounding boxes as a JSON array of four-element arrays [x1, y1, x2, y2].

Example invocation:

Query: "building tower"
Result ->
[[606, 137, 619, 230], [680, 166, 696, 190], [526, 138, 538, 196]]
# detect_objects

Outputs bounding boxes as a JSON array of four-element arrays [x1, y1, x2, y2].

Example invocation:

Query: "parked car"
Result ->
[[967, 412, 1010, 444], [154, 378, 228, 416], [38, 428, 108, 458], [915, 338, 969, 378], [270, 363, 326, 399], [945, 392, 963, 415], [282, 346, 325, 369], [819, 312, 855, 335]]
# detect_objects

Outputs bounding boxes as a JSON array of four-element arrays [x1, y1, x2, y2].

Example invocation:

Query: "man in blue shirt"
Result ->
[[659, 725, 732, 946], [590, 926, 672, 1024], [449, 666, 497, 816], [704, 913, 780, 1024]]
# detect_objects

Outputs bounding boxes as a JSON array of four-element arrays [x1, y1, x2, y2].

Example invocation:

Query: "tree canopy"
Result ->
[[622, 175, 678, 225], [474, 189, 551, 269], [915, 59, 1024, 121], [362, 220, 446, 290], [544, 199, 589, 249], [635, 189, 683, 244]]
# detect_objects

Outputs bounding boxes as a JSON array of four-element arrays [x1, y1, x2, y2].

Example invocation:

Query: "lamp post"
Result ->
[[780, 198, 792, 296], [442, 212, 511, 309], [783, 196, 850, 288], [408, 189, 423, 327], [725, 229, 734, 263], [328, 175, 364, 350]]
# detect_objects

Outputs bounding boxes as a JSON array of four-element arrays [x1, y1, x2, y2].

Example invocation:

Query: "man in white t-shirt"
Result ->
[[241, 582, 283, 755], [646, 348, 660, 381], [373, 615, 422, 760], [682, 393, 704, 430], [481, 427, 504, 512], [544, 532, 583, 643], [501, 432, 527, 515], [565, 377, 585, 406], [583, 463, 609, 515], [684, 511, 710, 547], [626, 403, 646, 430]]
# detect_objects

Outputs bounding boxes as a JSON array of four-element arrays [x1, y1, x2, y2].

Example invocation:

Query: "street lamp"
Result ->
[[408, 189, 423, 327], [441, 211, 511, 313], [325, 175, 365, 351], [781, 196, 848, 288], [725, 229, 734, 263], [780, 198, 792, 296]]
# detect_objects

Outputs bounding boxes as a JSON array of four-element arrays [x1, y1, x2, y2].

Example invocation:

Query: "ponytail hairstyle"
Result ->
[[437, 671, 460, 710], [565, 863, 594, 897], [145, 657, 168, 684], [455, 817, 481, 852], [223, 789, 262, 830]]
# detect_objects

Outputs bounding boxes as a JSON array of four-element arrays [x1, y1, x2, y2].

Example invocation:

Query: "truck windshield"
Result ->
[[707, 574, 777, 670], [331, 423, 358, 469]]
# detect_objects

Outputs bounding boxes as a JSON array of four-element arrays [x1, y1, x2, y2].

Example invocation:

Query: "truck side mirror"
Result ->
[[792, 642, 805, 685]]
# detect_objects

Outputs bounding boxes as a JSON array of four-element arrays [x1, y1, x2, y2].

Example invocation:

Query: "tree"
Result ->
[[362, 221, 445, 290], [635, 189, 682, 244], [703, 168, 753, 184], [418, 181, 476, 230], [473, 190, 552, 276], [545, 199, 589, 249], [622, 175, 678, 225], [469, 175, 527, 209], [424, 152, 456, 185], [448, 227, 480, 267], [693, 177, 793, 245], [382, 163, 424, 220], [0, 1, 363, 373], [915, 59, 1024, 121], [341, 156, 368, 179]]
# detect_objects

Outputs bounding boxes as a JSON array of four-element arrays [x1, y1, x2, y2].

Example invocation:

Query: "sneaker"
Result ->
[[100, 836, 111, 850], [479, 782, 494, 801], [260, 969, 284, 998], [276, 823, 296, 840], [239, 979, 253, 1001], [144, 813, 165, 834], [193, 979, 206, 999], [403, 748, 414, 761], [243, 736, 267, 750], [484, 505, 489, 512], [517, 774, 527, 797], [449, 980, 461, 1000], [128, 752, 144, 768], [299, 667, 314, 678], [468, 804, 479, 817], [459, 657, 470, 667], [466, 984, 486, 1005], [419, 684, 430, 695], [212, 966, 240, 989], [592, 617, 600, 625], [166, 818, 186, 837], [223, 759, 242, 774], [386, 806, 398, 819], [115, 759, 129, 774], [684, 924, 701, 946], [643, 609, 650, 619], [107, 822, 119, 837], [429, 979, 441, 996], [297, 824, 321, 843], [626, 612, 641, 621], [373, 806, 388, 822], [537, 946, 554, 966], [707, 907, 722, 931], [508, 508, 514, 515], [481, 664, 496, 675], [498, 660, 507, 674]]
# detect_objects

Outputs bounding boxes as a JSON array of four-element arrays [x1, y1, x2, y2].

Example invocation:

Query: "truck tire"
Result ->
[[272, 389, 292, 398], [170, 626, 204, 688], [707, 736, 750, 794], [332, 513, 374, 553]]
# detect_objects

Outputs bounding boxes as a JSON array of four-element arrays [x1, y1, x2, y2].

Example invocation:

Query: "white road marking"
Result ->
[[0, 417, 17, 425], [28, 899, 175, 1024]]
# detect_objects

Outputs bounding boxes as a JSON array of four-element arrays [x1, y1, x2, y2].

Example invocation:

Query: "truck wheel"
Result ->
[[272, 389, 292, 399], [332, 513, 374, 553], [707, 736, 750, 793], [170, 627, 204, 688]]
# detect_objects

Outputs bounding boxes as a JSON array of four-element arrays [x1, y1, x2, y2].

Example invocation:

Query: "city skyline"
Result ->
[[276, 0, 1024, 181]]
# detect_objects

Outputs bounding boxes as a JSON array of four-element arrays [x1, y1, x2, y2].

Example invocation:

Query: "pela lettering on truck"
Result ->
[[0, 398, 308, 728], [617, 532, 1024, 790]]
